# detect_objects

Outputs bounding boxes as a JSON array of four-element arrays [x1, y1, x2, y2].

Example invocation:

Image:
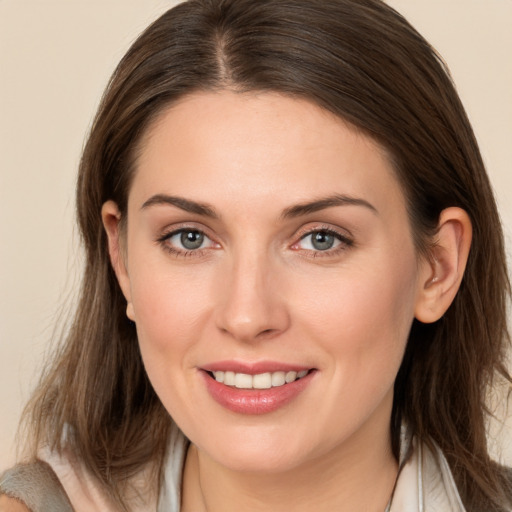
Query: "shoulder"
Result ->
[[0, 460, 73, 512], [0, 495, 31, 512]]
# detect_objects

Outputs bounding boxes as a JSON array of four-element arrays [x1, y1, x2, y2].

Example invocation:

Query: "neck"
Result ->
[[181, 413, 398, 512]]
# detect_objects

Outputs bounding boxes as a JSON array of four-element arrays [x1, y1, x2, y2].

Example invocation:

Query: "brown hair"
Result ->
[[23, 0, 511, 509]]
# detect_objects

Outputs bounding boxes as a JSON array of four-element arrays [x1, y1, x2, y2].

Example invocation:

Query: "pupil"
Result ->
[[181, 231, 204, 250], [312, 231, 334, 251]]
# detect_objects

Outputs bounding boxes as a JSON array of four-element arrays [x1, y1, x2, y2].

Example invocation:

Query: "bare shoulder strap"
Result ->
[[0, 460, 74, 512]]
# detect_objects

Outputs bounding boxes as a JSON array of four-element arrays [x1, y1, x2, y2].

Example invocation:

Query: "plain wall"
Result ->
[[1, 0, 511, 471]]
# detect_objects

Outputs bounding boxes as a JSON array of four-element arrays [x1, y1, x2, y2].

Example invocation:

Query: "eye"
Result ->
[[174, 230, 206, 250], [293, 228, 353, 254], [159, 228, 218, 254], [302, 231, 340, 251]]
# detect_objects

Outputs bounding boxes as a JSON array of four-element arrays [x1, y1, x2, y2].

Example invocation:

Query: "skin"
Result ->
[[103, 91, 471, 512], [0, 496, 30, 512]]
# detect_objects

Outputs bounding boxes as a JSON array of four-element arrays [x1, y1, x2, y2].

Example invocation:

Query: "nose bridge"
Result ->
[[215, 243, 288, 341]]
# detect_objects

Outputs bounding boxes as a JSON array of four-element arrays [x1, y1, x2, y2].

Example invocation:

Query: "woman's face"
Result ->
[[111, 91, 432, 473]]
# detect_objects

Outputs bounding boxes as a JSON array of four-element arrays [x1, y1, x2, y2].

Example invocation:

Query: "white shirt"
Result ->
[[2, 425, 467, 511]]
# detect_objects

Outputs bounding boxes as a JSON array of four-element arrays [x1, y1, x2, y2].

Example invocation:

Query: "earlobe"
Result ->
[[101, 200, 134, 318], [414, 207, 472, 323]]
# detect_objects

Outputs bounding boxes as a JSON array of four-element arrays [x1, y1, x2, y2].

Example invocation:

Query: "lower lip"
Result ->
[[201, 370, 316, 415]]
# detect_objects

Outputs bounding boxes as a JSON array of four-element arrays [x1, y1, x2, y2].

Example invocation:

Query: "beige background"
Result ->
[[1, 0, 511, 471]]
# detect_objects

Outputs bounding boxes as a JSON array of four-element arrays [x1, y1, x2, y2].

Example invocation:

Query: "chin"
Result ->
[[211, 446, 307, 474], [194, 424, 327, 474]]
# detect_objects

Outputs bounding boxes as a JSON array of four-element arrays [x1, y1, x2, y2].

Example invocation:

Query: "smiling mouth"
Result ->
[[206, 369, 312, 390], [202, 366, 317, 414]]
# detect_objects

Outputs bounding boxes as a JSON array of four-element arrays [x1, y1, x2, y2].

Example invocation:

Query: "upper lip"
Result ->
[[201, 360, 314, 375]]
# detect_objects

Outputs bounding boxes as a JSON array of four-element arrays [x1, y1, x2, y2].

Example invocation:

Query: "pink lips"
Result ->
[[200, 361, 316, 415]]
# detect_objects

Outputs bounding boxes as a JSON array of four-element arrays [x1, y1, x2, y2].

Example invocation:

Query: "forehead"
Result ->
[[130, 90, 406, 219]]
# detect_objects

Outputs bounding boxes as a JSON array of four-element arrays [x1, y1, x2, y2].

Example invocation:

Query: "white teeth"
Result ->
[[234, 373, 253, 389], [224, 371, 235, 386], [271, 371, 286, 386], [212, 369, 309, 389], [285, 371, 297, 383], [252, 372, 272, 389]]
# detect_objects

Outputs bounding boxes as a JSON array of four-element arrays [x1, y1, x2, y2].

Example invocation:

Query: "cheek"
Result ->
[[293, 251, 418, 382], [126, 242, 217, 362], [128, 263, 217, 416], [132, 274, 211, 353]]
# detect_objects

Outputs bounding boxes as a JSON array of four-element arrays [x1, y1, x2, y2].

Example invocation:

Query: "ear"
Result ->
[[101, 200, 135, 321], [414, 207, 472, 323]]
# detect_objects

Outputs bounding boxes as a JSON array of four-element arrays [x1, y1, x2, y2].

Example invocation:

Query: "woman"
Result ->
[[1, 0, 511, 510]]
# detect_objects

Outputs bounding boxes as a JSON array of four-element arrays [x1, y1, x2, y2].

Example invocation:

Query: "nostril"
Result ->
[[255, 328, 280, 340]]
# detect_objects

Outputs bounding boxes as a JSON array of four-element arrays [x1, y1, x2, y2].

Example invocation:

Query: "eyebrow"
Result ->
[[281, 194, 378, 219], [141, 194, 219, 218], [140, 192, 377, 219]]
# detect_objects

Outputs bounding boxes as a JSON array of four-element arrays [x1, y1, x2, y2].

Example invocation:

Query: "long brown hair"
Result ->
[[23, 0, 511, 509]]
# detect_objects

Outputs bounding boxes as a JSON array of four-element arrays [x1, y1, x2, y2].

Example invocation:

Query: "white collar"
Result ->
[[159, 424, 466, 512], [387, 425, 466, 511]]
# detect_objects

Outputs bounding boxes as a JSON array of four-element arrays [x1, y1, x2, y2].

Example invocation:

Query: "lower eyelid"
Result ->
[[157, 226, 352, 256], [157, 228, 221, 257]]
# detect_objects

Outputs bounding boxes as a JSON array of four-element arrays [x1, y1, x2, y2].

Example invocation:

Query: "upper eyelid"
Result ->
[[155, 222, 353, 247], [157, 227, 218, 257], [293, 223, 353, 241], [299, 227, 350, 239], [286, 226, 353, 258], [163, 228, 211, 241], [295, 230, 352, 247], [157, 223, 214, 241]]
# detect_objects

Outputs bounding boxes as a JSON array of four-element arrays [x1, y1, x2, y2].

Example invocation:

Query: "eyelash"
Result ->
[[292, 226, 354, 258], [156, 225, 354, 259], [156, 226, 217, 258]]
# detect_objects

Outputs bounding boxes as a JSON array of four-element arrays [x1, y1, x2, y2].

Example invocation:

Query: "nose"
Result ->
[[215, 251, 290, 343]]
